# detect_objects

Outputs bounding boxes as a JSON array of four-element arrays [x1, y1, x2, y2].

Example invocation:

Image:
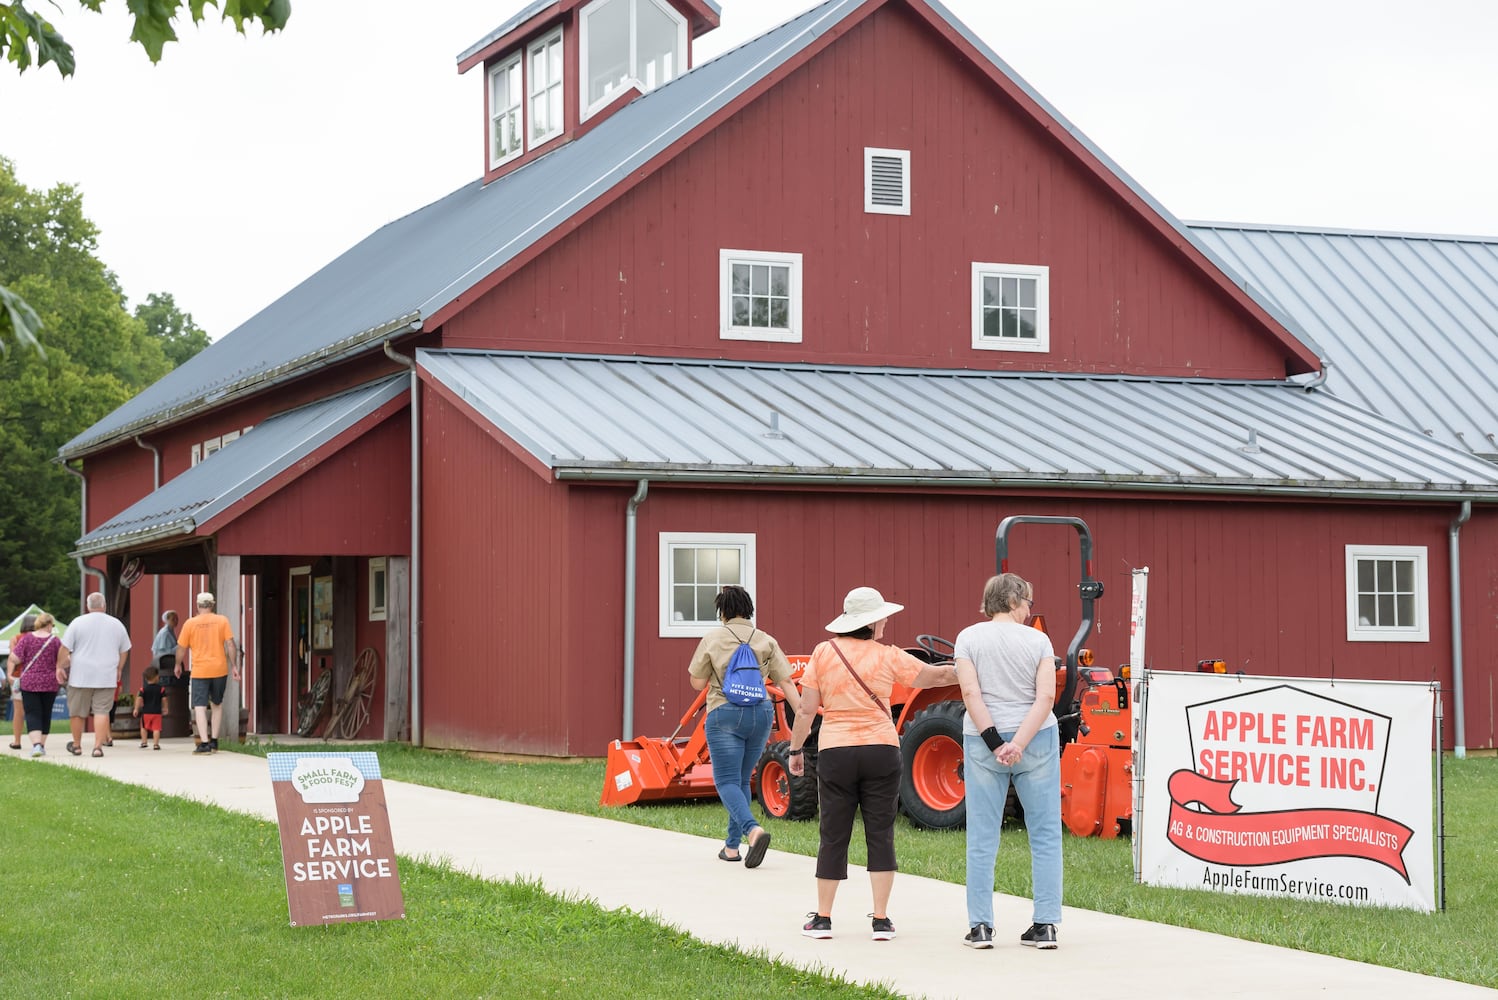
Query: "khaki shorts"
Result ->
[[66, 686, 115, 717]]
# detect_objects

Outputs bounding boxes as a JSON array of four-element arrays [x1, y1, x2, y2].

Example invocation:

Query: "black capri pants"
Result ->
[[814, 743, 901, 879], [21, 689, 57, 735]]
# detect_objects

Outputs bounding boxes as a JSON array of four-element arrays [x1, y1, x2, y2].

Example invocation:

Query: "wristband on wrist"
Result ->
[[788, 748, 803, 756], [980, 727, 1003, 752]]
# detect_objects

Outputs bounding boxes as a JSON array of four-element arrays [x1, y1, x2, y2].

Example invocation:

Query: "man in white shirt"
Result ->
[[57, 591, 132, 757]]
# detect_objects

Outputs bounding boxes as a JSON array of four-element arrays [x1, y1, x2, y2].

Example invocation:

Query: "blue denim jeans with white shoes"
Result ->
[[964, 724, 1063, 927], [704, 700, 774, 849]]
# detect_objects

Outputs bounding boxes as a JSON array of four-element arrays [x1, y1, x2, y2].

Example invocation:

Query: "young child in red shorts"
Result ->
[[133, 665, 166, 749]]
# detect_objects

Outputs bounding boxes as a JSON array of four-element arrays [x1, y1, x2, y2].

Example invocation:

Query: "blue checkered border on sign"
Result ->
[[267, 751, 382, 782]]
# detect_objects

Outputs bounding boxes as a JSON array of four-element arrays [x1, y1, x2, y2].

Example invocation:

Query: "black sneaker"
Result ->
[[870, 914, 895, 941], [1020, 922, 1058, 949], [209, 738, 219, 753], [192, 741, 213, 755], [802, 913, 832, 939], [964, 923, 994, 949]]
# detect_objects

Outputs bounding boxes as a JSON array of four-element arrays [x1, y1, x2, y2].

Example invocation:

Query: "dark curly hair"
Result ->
[[714, 585, 755, 622]]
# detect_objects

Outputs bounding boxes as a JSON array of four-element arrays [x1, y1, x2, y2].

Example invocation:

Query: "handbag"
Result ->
[[827, 639, 889, 716]]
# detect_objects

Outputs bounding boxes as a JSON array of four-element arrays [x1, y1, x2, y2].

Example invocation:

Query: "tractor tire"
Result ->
[[754, 740, 819, 821], [899, 700, 968, 830]]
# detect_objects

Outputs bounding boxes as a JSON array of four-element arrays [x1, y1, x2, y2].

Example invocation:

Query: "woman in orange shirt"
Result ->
[[787, 587, 956, 941]]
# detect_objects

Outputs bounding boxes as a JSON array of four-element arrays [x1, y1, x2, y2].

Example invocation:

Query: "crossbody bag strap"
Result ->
[[827, 639, 888, 715], [18, 635, 57, 679]]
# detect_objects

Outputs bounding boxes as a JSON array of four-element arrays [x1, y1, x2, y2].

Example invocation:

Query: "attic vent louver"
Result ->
[[865, 147, 910, 216]]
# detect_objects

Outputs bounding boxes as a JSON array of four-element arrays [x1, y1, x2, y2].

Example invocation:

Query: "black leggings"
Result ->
[[21, 690, 57, 735], [814, 743, 901, 879]]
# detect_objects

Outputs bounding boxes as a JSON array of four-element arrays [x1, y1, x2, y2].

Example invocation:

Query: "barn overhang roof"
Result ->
[[417, 350, 1498, 501], [72, 378, 408, 559]]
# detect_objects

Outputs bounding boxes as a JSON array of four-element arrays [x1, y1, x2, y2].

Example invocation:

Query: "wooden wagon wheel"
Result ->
[[295, 670, 334, 738], [328, 647, 380, 740]]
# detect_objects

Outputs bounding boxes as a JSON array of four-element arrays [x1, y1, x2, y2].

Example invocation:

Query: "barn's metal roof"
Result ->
[[418, 350, 1498, 499], [59, 0, 1306, 460], [73, 378, 406, 557], [1190, 223, 1498, 460]]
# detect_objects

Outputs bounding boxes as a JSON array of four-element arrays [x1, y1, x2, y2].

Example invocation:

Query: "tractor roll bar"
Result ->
[[995, 515, 1104, 718]]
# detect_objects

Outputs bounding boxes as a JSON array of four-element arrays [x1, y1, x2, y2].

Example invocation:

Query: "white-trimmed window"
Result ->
[[720, 249, 802, 343], [528, 29, 564, 145], [368, 557, 388, 622], [660, 532, 756, 638], [1345, 545, 1429, 642], [190, 426, 253, 467], [580, 0, 686, 120], [489, 52, 524, 167], [972, 263, 1049, 353], [865, 147, 910, 215]]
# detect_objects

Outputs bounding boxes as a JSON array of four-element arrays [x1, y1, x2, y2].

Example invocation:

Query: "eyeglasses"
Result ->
[[1022, 596, 1035, 607]]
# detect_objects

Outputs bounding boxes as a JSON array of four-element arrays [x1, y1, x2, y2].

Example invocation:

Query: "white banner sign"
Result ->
[[1137, 671, 1434, 912]]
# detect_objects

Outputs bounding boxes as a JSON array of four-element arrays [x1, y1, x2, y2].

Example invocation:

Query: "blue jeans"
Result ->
[[964, 724, 1062, 927], [704, 700, 774, 849]]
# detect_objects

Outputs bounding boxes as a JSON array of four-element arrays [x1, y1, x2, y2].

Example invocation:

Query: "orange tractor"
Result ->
[[602, 515, 1135, 840]]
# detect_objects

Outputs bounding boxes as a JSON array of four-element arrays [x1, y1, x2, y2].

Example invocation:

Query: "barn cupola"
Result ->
[[458, 0, 722, 183]]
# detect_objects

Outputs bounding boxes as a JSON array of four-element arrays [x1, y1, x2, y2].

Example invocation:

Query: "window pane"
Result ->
[[718, 548, 741, 583], [1395, 594, 1415, 626], [1001, 276, 1019, 308], [672, 585, 695, 622], [637, 0, 680, 92], [1375, 595, 1394, 625], [1357, 595, 1376, 625], [586, 0, 631, 105], [731, 264, 750, 295], [1375, 559, 1393, 590], [982, 275, 999, 307], [1356, 559, 1374, 591], [769, 266, 789, 297], [751, 298, 769, 327], [750, 264, 769, 295], [1394, 560, 1413, 592], [1002, 310, 1018, 339], [770, 299, 788, 328], [695, 548, 719, 578], [673, 546, 695, 581], [1018, 310, 1036, 339], [732, 296, 750, 326], [982, 308, 1001, 339], [1019, 278, 1036, 309]]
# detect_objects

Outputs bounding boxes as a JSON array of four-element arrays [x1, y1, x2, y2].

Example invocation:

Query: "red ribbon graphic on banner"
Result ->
[[1166, 769, 1413, 882]]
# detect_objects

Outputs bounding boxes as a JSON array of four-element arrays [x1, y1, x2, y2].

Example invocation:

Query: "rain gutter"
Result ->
[[134, 435, 163, 630], [59, 461, 110, 610], [383, 340, 423, 747], [1449, 501, 1471, 758], [622, 479, 649, 741]]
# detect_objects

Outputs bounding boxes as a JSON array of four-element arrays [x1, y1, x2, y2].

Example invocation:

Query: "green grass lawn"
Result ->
[[228, 739, 1498, 989], [0, 760, 896, 999]]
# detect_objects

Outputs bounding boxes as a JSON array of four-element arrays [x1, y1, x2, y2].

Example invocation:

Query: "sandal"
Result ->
[[7, 743, 20, 750], [152, 744, 161, 750], [744, 828, 772, 869], [139, 741, 149, 748], [66, 741, 82, 756], [91, 748, 104, 757], [718, 847, 741, 862]]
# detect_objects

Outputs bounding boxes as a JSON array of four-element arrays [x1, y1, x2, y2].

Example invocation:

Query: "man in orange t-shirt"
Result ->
[[175, 592, 240, 755]]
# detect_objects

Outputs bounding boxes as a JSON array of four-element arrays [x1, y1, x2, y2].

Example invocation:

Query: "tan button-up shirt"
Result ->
[[687, 617, 794, 713]]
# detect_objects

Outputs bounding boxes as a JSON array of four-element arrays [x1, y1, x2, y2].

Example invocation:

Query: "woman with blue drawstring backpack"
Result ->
[[688, 585, 801, 868]]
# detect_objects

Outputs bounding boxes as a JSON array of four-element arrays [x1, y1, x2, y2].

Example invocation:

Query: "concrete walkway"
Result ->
[[25, 737, 1496, 1000]]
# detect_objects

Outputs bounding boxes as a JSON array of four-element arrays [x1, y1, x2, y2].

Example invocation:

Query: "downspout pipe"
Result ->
[[1449, 500, 1471, 759], [59, 461, 109, 610], [133, 435, 162, 631], [623, 479, 649, 741], [383, 341, 423, 746]]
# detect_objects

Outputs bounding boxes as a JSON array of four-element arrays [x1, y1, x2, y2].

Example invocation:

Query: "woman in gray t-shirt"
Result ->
[[953, 573, 1063, 951]]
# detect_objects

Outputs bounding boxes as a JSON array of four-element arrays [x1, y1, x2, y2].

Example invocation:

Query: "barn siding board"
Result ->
[[213, 412, 411, 556], [441, 9, 1290, 378], [420, 388, 572, 754]]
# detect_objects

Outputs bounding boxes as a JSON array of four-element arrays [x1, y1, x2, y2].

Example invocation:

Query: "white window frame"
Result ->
[[971, 262, 1050, 353], [528, 28, 564, 146], [579, 0, 687, 121], [368, 557, 388, 622], [659, 532, 757, 638], [1344, 544, 1429, 642], [488, 52, 524, 169], [719, 249, 803, 343], [190, 425, 253, 467], [865, 147, 911, 216]]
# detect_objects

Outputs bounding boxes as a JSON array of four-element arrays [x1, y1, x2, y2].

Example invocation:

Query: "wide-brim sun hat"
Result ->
[[825, 586, 904, 633]]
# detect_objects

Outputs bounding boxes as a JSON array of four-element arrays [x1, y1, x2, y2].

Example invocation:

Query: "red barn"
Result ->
[[60, 0, 1498, 755]]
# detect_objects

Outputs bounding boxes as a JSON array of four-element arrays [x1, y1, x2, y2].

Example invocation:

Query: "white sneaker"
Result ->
[[30, 744, 44, 757]]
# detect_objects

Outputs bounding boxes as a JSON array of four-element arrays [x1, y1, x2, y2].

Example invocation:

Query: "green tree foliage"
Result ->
[[0, 157, 175, 617], [136, 292, 210, 367], [0, 1, 288, 354], [0, 0, 290, 76]]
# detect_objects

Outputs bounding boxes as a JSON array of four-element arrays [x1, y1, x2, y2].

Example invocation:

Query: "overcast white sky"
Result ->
[[3, 0, 1494, 339]]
